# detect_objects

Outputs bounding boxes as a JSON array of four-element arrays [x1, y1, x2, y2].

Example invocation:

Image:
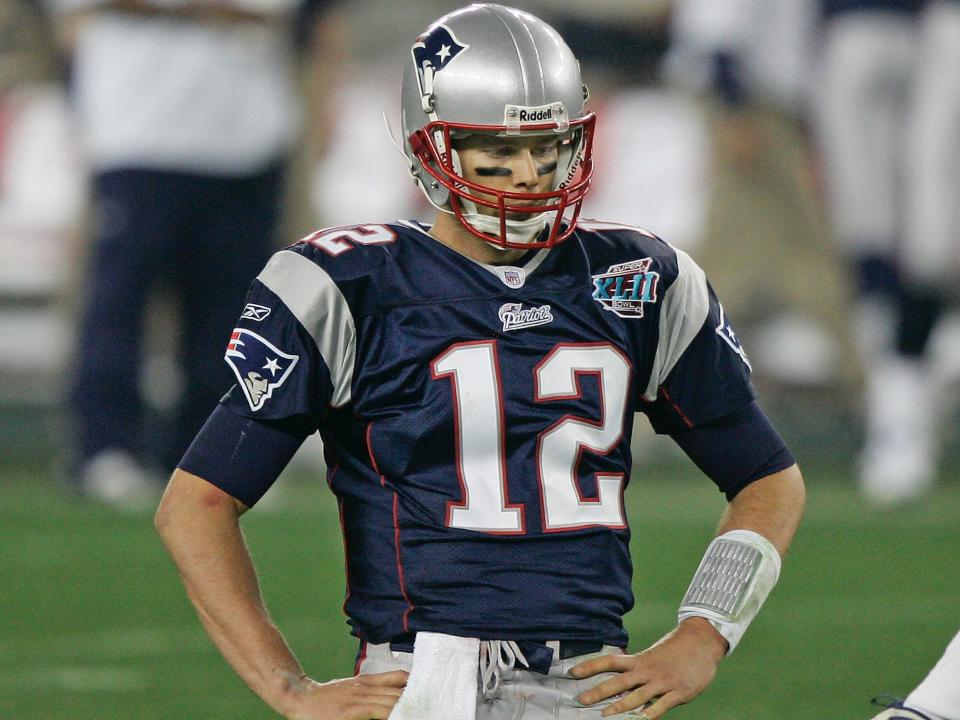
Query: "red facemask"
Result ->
[[408, 113, 597, 250]]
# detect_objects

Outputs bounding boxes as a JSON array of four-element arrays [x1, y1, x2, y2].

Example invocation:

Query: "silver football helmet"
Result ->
[[400, 3, 596, 249]]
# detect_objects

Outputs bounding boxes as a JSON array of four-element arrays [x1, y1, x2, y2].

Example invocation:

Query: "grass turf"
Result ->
[[1, 459, 957, 719]]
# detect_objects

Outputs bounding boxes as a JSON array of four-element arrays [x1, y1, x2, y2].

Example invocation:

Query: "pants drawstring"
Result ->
[[479, 640, 530, 700]]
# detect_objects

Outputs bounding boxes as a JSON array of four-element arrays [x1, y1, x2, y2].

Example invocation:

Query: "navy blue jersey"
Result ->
[[218, 220, 754, 648]]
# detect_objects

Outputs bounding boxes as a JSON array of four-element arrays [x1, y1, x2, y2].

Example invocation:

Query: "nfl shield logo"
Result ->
[[225, 329, 299, 411]]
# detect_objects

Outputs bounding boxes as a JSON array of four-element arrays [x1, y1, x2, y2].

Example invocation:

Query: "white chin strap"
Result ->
[[460, 198, 549, 247]]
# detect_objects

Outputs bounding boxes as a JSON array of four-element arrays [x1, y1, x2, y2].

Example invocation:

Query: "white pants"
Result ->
[[902, 0, 960, 288], [358, 641, 641, 719], [813, 11, 918, 254]]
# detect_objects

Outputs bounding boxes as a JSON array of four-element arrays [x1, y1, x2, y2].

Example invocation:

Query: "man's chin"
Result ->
[[507, 209, 546, 221]]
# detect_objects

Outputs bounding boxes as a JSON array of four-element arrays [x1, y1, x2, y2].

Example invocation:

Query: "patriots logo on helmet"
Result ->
[[224, 329, 299, 411], [412, 24, 470, 98]]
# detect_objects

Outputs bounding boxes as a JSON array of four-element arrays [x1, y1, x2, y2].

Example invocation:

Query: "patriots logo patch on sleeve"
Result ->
[[224, 329, 299, 411], [716, 304, 752, 370]]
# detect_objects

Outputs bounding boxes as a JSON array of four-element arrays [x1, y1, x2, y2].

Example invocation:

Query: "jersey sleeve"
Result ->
[[669, 400, 796, 499], [218, 249, 356, 425], [640, 247, 755, 433]]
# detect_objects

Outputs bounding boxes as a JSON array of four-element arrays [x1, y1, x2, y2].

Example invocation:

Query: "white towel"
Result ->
[[388, 632, 480, 720]]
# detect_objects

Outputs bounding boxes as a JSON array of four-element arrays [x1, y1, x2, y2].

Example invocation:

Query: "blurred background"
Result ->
[[1, 0, 958, 717]]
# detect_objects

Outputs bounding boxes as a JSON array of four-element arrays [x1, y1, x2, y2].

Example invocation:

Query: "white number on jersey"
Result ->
[[536, 344, 630, 530], [305, 224, 396, 257], [432, 341, 630, 533], [432, 341, 524, 533]]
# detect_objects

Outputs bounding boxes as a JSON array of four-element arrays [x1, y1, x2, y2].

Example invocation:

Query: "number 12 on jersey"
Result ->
[[431, 341, 631, 534]]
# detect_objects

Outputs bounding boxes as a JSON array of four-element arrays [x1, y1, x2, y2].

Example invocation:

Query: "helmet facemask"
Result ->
[[407, 115, 595, 250]]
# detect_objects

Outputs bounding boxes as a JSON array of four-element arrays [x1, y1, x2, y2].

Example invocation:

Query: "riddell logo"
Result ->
[[519, 108, 553, 122], [504, 103, 567, 130]]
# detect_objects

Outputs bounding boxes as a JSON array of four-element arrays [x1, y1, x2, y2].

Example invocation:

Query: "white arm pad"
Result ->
[[677, 529, 781, 655]]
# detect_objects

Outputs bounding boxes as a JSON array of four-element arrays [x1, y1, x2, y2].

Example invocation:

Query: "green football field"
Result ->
[[2, 457, 957, 719]]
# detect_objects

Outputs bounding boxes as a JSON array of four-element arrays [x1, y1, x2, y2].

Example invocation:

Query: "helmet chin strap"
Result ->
[[459, 197, 549, 248], [449, 146, 550, 248]]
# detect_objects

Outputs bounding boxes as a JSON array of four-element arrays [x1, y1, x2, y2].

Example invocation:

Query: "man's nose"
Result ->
[[511, 151, 540, 187]]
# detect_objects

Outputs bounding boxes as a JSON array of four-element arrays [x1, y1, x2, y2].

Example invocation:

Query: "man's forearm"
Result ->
[[155, 470, 307, 715], [717, 463, 805, 555], [676, 463, 805, 653]]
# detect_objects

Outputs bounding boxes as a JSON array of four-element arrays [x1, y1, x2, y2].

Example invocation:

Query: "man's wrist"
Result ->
[[677, 615, 729, 661], [265, 669, 314, 716]]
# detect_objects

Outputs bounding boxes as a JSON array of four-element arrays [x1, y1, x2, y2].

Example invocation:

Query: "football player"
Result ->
[[810, 0, 952, 504], [155, 4, 805, 719], [812, 0, 928, 358], [860, 0, 960, 505]]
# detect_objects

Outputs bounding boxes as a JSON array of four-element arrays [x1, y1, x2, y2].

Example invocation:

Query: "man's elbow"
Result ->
[[153, 475, 179, 543], [764, 462, 806, 519], [784, 463, 806, 510], [154, 468, 247, 543], [769, 462, 807, 544], [152, 468, 205, 542]]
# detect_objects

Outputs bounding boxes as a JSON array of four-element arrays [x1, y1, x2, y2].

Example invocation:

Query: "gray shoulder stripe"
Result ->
[[643, 247, 710, 402], [257, 251, 355, 407]]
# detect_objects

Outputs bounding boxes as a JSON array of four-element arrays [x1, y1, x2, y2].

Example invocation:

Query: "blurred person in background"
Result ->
[[812, 0, 959, 504], [48, 0, 318, 507], [858, 0, 960, 505], [810, 0, 924, 502], [664, 0, 848, 391], [812, 0, 925, 365], [0, 2, 84, 427]]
